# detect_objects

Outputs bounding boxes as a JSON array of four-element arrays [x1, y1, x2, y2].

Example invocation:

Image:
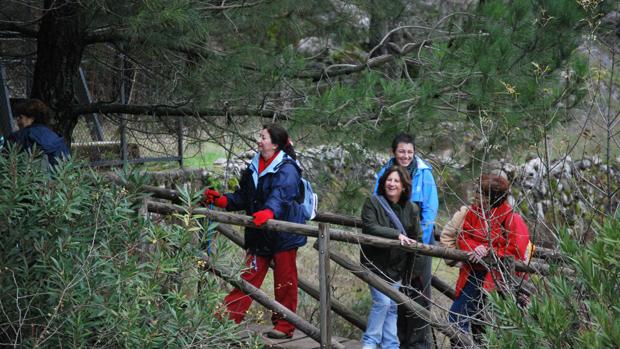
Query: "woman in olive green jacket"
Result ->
[[360, 166, 420, 349]]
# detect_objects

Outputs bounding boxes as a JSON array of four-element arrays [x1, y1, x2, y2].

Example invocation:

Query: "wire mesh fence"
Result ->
[[71, 113, 184, 168]]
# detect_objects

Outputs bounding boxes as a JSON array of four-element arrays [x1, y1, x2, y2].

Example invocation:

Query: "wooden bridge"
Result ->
[[112, 172, 561, 349]]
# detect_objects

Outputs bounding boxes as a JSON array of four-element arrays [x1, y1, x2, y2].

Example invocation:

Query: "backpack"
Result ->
[[297, 178, 318, 220]]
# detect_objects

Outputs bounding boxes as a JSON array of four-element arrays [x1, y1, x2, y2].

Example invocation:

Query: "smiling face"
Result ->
[[257, 128, 278, 159], [384, 171, 404, 203], [394, 142, 415, 167]]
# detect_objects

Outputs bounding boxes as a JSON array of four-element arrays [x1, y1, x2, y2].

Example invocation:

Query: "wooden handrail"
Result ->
[[145, 201, 567, 276], [126, 180, 560, 261]]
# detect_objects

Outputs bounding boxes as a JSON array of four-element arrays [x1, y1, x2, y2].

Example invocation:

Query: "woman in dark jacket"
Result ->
[[360, 166, 420, 349], [7, 99, 70, 167], [203, 124, 306, 339]]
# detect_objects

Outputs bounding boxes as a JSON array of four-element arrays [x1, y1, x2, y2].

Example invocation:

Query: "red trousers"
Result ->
[[223, 249, 298, 335]]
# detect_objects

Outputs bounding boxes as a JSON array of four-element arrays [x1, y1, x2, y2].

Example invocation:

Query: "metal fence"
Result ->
[[0, 63, 184, 169]]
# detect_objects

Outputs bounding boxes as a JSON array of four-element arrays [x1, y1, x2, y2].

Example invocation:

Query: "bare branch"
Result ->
[[72, 103, 286, 120], [294, 32, 488, 80]]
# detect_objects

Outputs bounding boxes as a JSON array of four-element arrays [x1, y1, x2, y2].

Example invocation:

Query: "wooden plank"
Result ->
[[213, 223, 367, 331], [202, 259, 346, 349], [146, 200, 561, 275], [244, 324, 359, 349], [318, 223, 331, 349]]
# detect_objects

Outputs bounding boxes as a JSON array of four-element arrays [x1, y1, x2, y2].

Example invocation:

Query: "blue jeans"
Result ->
[[449, 269, 487, 333], [362, 281, 401, 349]]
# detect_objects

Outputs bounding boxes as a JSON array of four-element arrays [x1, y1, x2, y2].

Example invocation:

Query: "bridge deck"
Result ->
[[240, 324, 362, 349]]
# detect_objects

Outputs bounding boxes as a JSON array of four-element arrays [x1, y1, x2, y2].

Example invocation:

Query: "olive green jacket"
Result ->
[[360, 195, 421, 282]]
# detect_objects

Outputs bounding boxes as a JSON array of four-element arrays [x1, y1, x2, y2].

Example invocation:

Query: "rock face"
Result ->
[[485, 156, 619, 246], [210, 144, 387, 185]]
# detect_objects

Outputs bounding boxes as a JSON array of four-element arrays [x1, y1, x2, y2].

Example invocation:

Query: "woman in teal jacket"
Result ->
[[373, 133, 438, 349]]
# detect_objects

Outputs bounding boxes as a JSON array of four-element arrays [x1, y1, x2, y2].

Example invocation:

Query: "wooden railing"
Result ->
[[105, 172, 564, 349], [146, 199, 567, 348]]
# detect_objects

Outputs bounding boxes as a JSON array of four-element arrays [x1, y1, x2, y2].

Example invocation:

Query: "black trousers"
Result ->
[[397, 251, 433, 349]]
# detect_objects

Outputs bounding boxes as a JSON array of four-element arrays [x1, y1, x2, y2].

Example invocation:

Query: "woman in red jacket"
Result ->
[[448, 174, 530, 341]]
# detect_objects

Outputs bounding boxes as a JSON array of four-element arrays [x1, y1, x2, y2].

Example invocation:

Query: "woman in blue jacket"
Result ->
[[374, 133, 438, 349], [204, 124, 306, 339], [7, 99, 70, 167]]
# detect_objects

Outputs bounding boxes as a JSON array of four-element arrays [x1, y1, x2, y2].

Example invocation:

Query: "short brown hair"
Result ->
[[479, 173, 510, 207], [377, 166, 412, 205], [13, 98, 49, 124]]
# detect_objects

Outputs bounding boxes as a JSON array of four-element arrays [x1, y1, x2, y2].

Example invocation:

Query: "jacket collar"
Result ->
[[249, 151, 297, 187]]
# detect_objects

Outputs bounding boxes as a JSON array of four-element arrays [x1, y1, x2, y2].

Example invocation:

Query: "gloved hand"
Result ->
[[252, 209, 274, 227], [203, 189, 228, 208]]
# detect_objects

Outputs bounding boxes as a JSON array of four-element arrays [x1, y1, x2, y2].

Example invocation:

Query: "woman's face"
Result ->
[[473, 189, 492, 210], [16, 114, 34, 129], [257, 128, 278, 159], [385, 171, 404, 203], [394, 142, 415, 167]]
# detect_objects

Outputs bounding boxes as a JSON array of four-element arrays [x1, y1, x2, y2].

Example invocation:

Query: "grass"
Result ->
[[183, 142, 227, 169]]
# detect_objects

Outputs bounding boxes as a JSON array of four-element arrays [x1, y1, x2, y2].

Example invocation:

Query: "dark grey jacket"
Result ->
[[360, 195, 421, 282]]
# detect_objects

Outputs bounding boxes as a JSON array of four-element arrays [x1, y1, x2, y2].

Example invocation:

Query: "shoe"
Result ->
[[264, 329, 293, 339]]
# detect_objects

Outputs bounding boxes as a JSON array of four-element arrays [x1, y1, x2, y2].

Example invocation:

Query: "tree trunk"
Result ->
[[31, 0, 86, 145]]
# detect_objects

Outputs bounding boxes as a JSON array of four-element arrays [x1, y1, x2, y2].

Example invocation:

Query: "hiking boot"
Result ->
[[264, 329, 293, 339]]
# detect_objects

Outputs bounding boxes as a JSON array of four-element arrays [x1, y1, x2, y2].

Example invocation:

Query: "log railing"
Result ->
[[145, 200, 569, 348], [106, 172, 565, 348]]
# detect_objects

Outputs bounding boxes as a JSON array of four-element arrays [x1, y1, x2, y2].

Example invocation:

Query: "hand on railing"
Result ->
[[468, 245, 489, 263], [398, 233, 415, 246]]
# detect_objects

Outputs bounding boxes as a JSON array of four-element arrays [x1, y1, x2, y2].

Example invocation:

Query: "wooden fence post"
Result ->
[[213, 223, 368, 331], [318, 223, 331, 349]]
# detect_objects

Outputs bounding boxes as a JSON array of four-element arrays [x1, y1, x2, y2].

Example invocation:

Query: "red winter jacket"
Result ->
[[454, 201, 530, 297]]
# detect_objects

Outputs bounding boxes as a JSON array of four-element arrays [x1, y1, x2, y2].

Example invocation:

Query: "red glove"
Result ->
[[252, 209, 274, 227], [203, 189, 228, 208]]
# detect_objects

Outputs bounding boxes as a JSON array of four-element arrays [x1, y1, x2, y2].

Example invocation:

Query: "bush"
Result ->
[[0, 149, 255, 348], [485, 215, 620, 348]]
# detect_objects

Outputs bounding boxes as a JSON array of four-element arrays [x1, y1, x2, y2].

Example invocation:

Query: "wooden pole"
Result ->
[[145, 201, 561, 275], [318, 223, 332, 349], [202, 259, 345, 349], [311, 241, 477, 348], [213, 223, 367, 331]]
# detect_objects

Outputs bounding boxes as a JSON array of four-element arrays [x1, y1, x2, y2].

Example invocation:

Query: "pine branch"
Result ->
[[72, 103, 286, 120]]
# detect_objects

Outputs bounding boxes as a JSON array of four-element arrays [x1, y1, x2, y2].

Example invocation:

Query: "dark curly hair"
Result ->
[[12, 98, 49, 125]]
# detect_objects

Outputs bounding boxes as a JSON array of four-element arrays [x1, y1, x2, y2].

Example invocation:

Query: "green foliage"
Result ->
[[485, 215, 620, 348], [0, 150, 254, 347]]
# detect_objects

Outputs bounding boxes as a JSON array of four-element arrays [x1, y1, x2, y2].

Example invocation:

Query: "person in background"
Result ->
[[448, 174, 530, 346], [361, 166, 419, 349], [7, 99, 69, 167], [374, 133, 438, 349], [203, 124, 306, 339]]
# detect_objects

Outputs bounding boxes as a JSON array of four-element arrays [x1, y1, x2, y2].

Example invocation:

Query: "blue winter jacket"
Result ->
[[374, 156, 438, 244], [8, 124, 70, 166], [225, 151, 307, 256]]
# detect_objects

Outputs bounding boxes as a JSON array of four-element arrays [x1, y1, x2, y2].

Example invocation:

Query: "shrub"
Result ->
[[0, 149, 255, 348], [485, 215, 620, 348]]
